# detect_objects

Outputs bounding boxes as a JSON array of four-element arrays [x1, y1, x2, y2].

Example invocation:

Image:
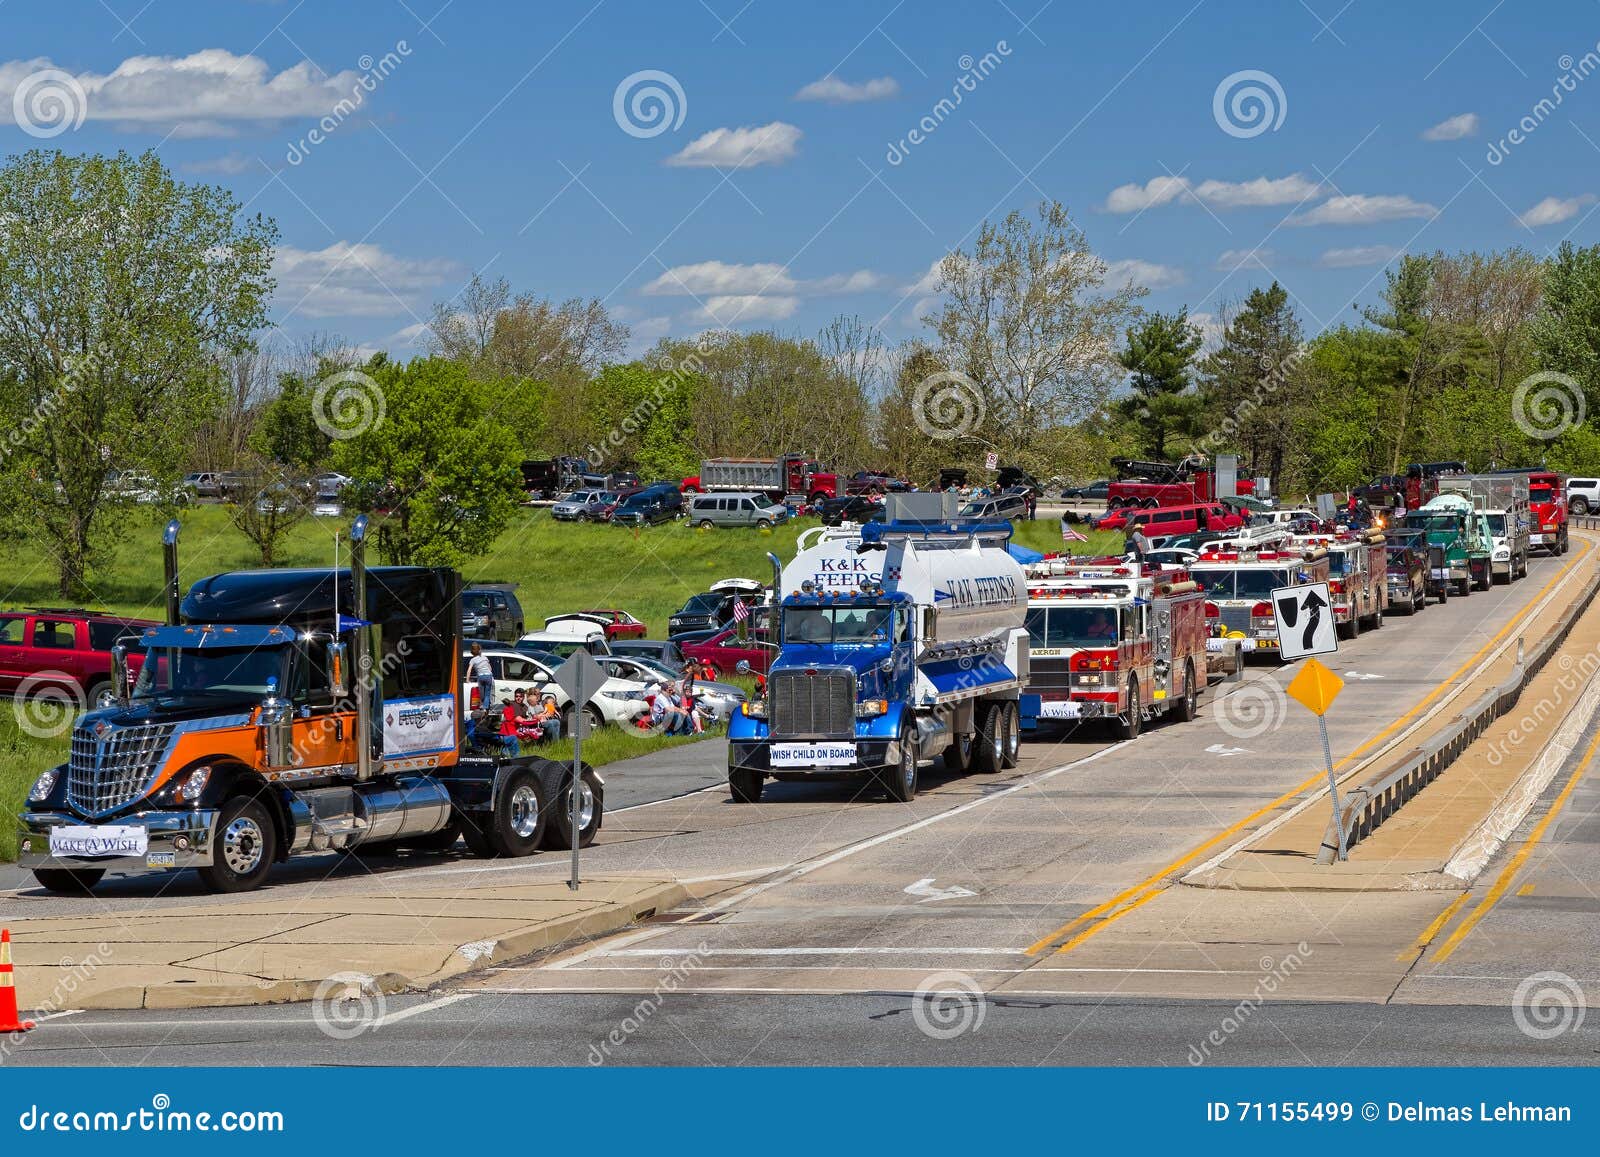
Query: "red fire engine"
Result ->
[[1289, 529, 1389, 638], [1187, 539, 1332, 661], [1106, 456, 1257, 510], [1020, 556, 1209, 739]]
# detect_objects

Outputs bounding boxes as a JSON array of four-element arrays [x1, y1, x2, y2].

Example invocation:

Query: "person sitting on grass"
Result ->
[[649, 680, 693, 735], [497, 694, 526, 754], [534, 692, 563, 742]]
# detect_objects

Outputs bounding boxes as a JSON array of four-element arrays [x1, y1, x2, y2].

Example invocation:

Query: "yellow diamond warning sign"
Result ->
[[1286, 657, 1344, 717]]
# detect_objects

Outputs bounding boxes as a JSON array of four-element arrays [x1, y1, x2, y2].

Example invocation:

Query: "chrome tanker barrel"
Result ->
[[350, 514, 374, 782], [162, 519, 181, 626]]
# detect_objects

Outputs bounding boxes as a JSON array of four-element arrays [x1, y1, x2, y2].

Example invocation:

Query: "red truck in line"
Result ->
[[681, 455, 838, 504], [1106, 457, 1256, 509], [1491, 468, 1569, 556]]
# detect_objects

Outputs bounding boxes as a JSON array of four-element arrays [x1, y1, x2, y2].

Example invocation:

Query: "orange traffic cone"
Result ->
[[0, 928, 35, 1033]]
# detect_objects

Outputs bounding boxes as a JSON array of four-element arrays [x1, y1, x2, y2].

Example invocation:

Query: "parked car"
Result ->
[[182, 471, 221, 499], [680, 624, 777, 677], [817, 494, 885, 526], [1094, 502, 1243, 536], [571, 609, 647, 640], [519, 619, 611, 657], [667, 577, 766, 636], [611, 482, 683, 526], [1060, 480, 1110, 500], [959, 488, 1031, 520], [687, 491, 789, 529], [609, 638, 686, 668], [551, 489, 618, 522], [460, 647, 646, 733], [596, 654, 746, 722], [1568, 477, 1600, 515], [462, 585, 525, 643], [844, 471, 914, 495], [0, 608, 159, 704], [311, 493, 343, 517]]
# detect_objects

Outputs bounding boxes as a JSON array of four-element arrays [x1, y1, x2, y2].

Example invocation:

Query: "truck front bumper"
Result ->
[[729, 737, 899, 774], [17, 809, 219, 873]]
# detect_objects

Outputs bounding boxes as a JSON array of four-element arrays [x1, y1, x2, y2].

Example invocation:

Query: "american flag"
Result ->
[[732, 599, 749, 623], [1061, 523, 1089, 543]]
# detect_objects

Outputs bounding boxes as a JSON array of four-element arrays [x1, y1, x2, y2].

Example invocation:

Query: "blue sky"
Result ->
[[5, 0, 1598, 357]]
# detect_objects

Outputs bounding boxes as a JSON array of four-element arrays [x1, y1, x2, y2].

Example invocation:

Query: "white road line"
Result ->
[[23, 1009, 85, 1023], [548, 740, 1134, 969], [373, 992, 476, 1027]]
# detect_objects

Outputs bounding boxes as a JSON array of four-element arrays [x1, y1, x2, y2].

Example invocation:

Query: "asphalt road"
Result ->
[[4, 546, 1596, 1066]]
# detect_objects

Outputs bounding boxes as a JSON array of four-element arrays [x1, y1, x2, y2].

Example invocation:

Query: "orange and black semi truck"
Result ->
[[17, 516, 602, 895]]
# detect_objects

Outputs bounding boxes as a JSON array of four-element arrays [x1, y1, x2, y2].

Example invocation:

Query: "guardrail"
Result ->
[[1317, 560, 1600, 863]]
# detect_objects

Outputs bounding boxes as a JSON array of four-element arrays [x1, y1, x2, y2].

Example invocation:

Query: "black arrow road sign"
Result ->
[[1270, 581, 1338, 661], [1296, 587, 1327, 651]]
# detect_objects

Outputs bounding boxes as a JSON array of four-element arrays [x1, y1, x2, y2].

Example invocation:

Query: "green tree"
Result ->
[[0, 149, 276, 596], [1114, 308, 1204, 459], [579, 361, 699, 480], [332, 357, 523, 566], [1198, 282, 1304, 484]]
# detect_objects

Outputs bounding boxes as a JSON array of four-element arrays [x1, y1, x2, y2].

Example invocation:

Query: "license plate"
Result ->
[[1039, 700, 1082, 719], [1431, 567, 1450, 579], [1255, 637, 1279, 649], [146, 851, 176, 869], [48, 825, 148, 858], [770, 742, 856, 768]]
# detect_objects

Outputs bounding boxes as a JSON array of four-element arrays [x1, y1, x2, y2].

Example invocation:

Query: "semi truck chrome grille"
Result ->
[[770, 670, 855, 740], [66, 721, 176, 817]]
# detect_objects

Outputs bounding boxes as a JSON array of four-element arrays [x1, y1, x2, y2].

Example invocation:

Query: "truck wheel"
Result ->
[[1172, 660, 1199, 722], [1437, 583, 1448, 606], [729, 766, 764, 802], [756, 518, 774, 530], [198, 795, 276, 893], [1371, 606, 1384, 630], [943, 731, 974, 773], [1572, 497, 1590, 515], [974, 702, 1006, 772], [698, 519, 715, 529], [470, 766, 549, 858], [1000, 703, 1021, 768], [1455, 579, 1470, 598], [545, 766, 602, 849], [1117, 680, 1142, 741], [1345, 610, 1361, 640], [882, 727, 919, 802], [32, 868, 104, 895]]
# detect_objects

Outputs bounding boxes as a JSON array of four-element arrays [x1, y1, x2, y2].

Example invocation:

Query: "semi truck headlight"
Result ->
[[28, 767, 59, 803], [171, 765, 211, 804], [742, 700, 766, 718], [856, 699, 888, 717]]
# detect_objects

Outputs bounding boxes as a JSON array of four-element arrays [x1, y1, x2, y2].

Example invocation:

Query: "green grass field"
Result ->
[[0, 506, 1122, 860]]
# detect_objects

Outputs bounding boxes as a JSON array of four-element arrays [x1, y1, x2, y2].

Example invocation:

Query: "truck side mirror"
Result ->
[[108, 644, 132, 708], [735, 660, 752, 674]]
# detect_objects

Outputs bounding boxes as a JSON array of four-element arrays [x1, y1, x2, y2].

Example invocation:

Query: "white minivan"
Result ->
[[688, 491, 789, 529]]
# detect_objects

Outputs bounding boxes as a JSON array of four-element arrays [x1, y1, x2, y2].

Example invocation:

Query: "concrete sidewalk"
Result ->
[[4, 875, 685, 1010]]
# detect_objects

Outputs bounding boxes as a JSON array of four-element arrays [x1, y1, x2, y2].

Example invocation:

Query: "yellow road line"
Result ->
[[1396, 890, 1472, 962], [1024, 538, 1593, 958], [1429, 726, 1600, 964]]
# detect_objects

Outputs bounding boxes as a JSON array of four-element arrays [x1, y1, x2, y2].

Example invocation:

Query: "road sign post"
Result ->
[[1286, 657, 1348, 861], [553, 650, 605, 891]]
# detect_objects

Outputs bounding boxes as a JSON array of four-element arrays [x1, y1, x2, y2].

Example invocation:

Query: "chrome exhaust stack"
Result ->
[[162, 519, 181, 626], [766, 551, 783, 604], [350, 515, 374, 782]]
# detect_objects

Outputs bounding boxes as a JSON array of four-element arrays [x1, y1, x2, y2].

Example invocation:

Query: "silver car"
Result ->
[[597, 655, 747, 722], [551, 489, 614, 521], [687, 491, 789, 529]]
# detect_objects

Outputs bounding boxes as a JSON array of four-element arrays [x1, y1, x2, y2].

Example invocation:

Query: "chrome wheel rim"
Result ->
[[1006, 711, 1020, 757], [222, 815, 265, 875], [510, 784, 540, 838], [902, 741, 915, 790], [570, 780, 595, 829]]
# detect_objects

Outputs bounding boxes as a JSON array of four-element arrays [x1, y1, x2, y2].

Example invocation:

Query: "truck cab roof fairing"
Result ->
[[181, 566, 452, 627]]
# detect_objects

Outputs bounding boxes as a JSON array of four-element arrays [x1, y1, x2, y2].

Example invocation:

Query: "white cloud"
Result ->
[[181, 152, 255, 175], [795, 75, 898, 103], [902, 257, 951, 296], [349, 321, 431, 361], [1103, 258, 1185, 290], [808, 269, 889, 293], [644, 260, 796, 297], [1288, 193, 1438, 226], [1319, 244, 1401, 268], [1104, 175, 1190, 213], [0, 50, 369, 136], [1189, 311, 1225, 352], [1422, 113, 1480, 141], [666, 122, 802, 168], [1215, 247, 1276, 272], [1104, 173, 1320, 213], [1191, 174, 1321, 207], [272, 242, 461, 318], [695, 295, 800, 322], [1517, 194, 1597, 227]]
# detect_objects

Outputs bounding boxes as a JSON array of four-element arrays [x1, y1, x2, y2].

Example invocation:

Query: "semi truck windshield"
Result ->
[[1189, 569, 1295, 599], [783, 606, 898, 645], [133, 645, 285, 701]]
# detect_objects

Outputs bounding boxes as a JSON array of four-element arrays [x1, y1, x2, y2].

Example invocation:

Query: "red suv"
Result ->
[[0, 609, 158, 706]]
